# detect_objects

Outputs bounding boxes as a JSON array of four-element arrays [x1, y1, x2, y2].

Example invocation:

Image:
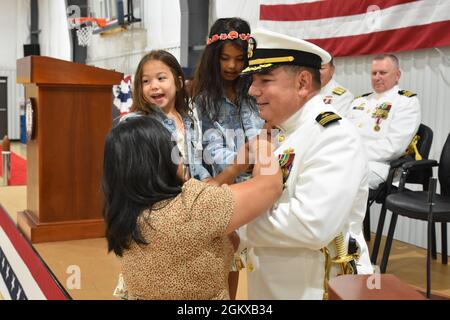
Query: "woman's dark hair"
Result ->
[[190, 17, 253, 121], [131, 50, 191, 119], [102, 116, 182, 256]]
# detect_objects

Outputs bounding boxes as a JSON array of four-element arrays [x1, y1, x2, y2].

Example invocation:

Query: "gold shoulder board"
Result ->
[[398, 90, 417, 97], [332, 87, 346, 96], [316, 111, 342, 127]]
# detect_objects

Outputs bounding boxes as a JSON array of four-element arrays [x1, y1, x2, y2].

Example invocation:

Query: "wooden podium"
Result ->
[[16, 56, 123, 243]]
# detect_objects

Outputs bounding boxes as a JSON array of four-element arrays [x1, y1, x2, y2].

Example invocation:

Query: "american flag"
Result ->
[[259, 0, 450, 57]]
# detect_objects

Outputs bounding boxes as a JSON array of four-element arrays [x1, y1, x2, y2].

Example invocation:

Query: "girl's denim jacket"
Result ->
[[195, 95, 264, 182], [120, 108, 209, 181]]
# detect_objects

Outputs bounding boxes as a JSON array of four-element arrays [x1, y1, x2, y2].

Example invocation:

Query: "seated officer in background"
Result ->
[[241, 29, 372, 300], [347, 54, 421, 189], [319, 57, 354, 117]]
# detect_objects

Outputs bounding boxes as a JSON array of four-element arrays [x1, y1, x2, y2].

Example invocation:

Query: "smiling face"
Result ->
[[142, 60, 178, 113], [371, 57, 401, 94], [248, 66, 304, 126], [219, 42, 245, 83]]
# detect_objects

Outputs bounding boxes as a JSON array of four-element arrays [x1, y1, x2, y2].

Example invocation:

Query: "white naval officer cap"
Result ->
[[241, 28, 331, 75]]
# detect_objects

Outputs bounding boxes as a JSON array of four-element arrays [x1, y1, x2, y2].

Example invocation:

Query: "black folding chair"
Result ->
[[380, 132, 450, 281], [365, 124, 433, 265]]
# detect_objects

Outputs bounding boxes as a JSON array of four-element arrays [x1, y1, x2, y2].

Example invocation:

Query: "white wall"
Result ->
[[0, 0, 17, 70], [0, 0, 71, 140], [210, 0, 260, 30], [0, 0, 21, 139], [144, 0, 180, 52], [38, 0, 71, 61]]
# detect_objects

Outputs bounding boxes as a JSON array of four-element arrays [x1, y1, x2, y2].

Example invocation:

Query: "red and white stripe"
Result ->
[[259, 0, 450, 57], [0, 206, 68, 300]]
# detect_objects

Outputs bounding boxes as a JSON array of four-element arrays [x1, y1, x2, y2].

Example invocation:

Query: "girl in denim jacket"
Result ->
[[119, 50, 206, 181], [190, 18, 264, 182], [190, 18, 265, 299]]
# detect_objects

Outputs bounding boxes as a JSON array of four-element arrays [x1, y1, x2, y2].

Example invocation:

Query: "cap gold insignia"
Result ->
[[242, 63, 273, 73], [249, 56, 295, 66]]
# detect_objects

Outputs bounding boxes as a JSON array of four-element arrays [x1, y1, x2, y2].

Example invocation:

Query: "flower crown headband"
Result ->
[[207, 31, 252, 45]]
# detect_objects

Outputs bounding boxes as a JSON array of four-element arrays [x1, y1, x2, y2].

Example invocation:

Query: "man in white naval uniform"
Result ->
[[241, 29, 373, 300], [348, 54, 421, 189], [319, 58, 354, 117]]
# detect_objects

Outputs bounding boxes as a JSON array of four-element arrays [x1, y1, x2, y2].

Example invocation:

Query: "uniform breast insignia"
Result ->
[[332, 87, 346, 96], [315, 111, 342, 127], [323, 96, 333, 104], [278, 148, 295, 184], [272, 126, 286, 145], [352, 103, 365, 111], [371, 102, 392, 131], [398, 90, 417, 97]]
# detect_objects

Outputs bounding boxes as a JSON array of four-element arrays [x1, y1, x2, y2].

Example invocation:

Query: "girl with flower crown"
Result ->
[[190, 17, 265, 299]]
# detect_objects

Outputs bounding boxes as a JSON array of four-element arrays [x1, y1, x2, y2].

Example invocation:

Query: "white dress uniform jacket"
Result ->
[[347, 85, 421, 188], [246, 95, 373, 300], [319, 78, 354, 117]]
